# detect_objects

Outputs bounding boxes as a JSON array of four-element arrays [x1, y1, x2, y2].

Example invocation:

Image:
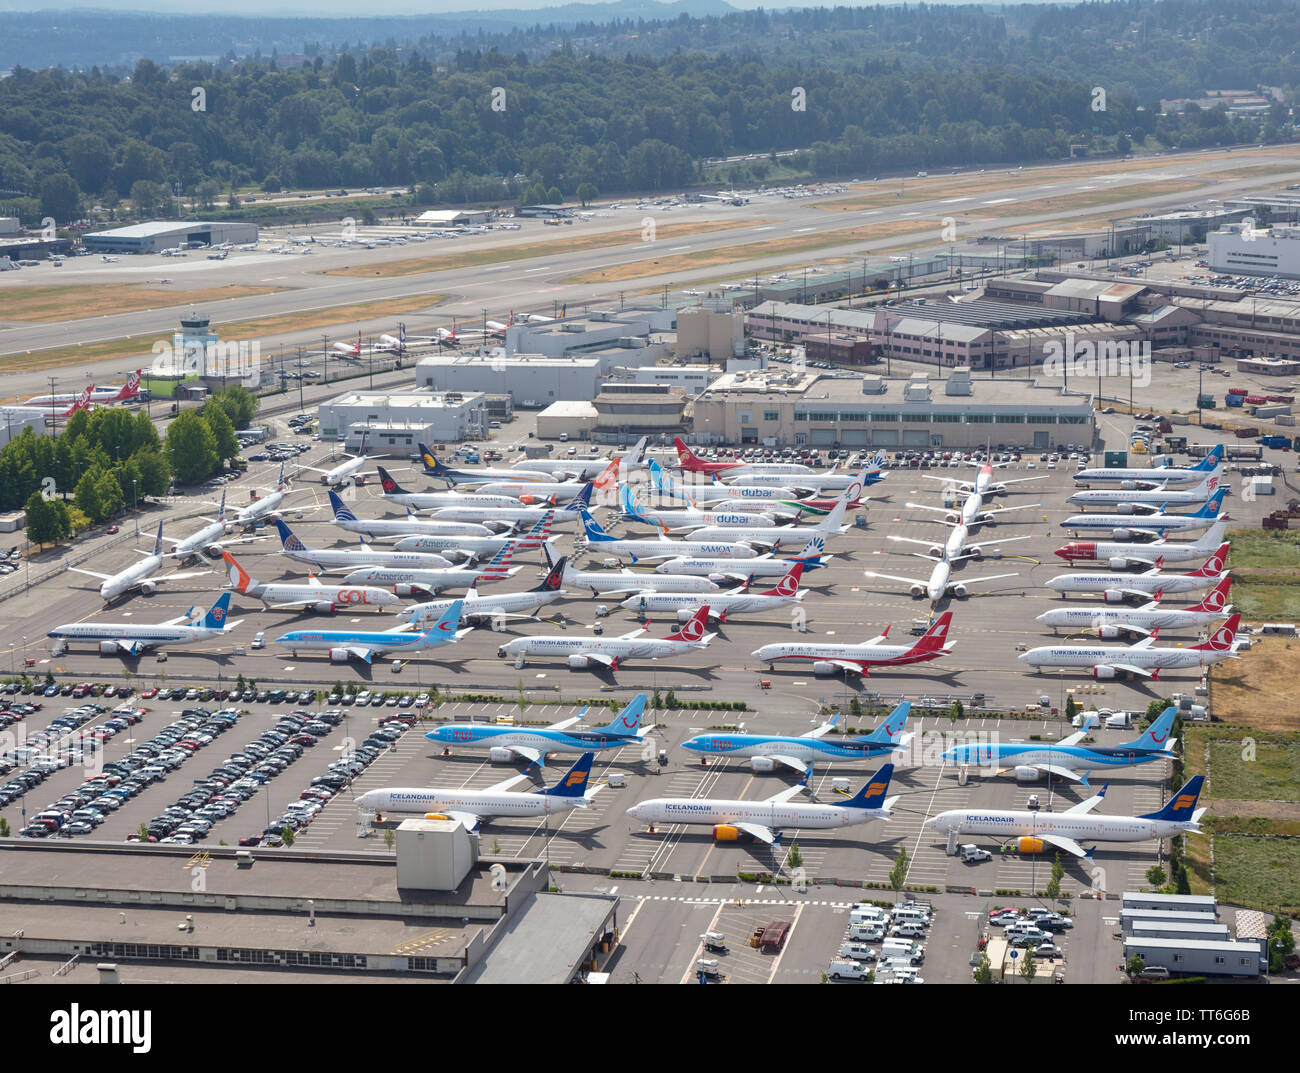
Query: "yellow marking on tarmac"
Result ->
[[185, 852, 212, 869], [391, 929, 451, 954]]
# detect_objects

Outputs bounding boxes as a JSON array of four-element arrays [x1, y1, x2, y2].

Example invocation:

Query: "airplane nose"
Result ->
[[1018, 652, 1029, 662], [625, 805, 641, 818]]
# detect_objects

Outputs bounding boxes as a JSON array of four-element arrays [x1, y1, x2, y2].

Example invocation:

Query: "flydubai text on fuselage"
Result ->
[[1074, 445, 1223, 486], [688, 496, 848, 547], [223, 551, 398, 612]]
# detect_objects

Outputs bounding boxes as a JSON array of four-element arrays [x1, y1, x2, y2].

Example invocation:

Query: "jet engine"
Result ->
[[1113, 503, 1138, 514], [567, 654, 593, 669], [749, 757, 776, 773], [1109, 529, 1136, 540], [1092, 665, 1118, 679], [488, 747, 515, 763], [1017, 837, 1046, 854], [327, 648, 354, 663], [312, 601, 336, 614], [139, 580, 157, 595], [1107, 557, 1130, 570], [909, 583, 926, 598], [394, 583, 435, 598], [675, 607, 695, 623], [712, 825, 741, 842], [1102, 589, 1128, 604], [951, 583, 968, 598], [812, 661, 839, 676], [204, 544, 225, 560], [1119, 480, 1140, 490], [1013, 766, 1042, 783], [98, 641, 121, 655]]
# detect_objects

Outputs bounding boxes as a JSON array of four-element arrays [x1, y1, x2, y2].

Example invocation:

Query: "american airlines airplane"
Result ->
[[627, 762, 897, 845], [1045, 547, 1228, 600], [1054, 518, 1229, 569], [941, 707, 1177, 784], [499, 604, 716, 670], [426, 694, 651, 765], [353, 751, 601, 828], [273, 600, 465, 663], [752, 612, 955, 677], [67, 522, 210, 602], [1019, 613, 1243, 679], [924, 775, 1208, 858], [1074, 445, 1223, 486], [1036, 576, 1233, 637], [47, 592, 241, 656], [1059, 490, 1226, 538], [680, 702, 913, 775], [1066, 472, 1224, 511], [223, 551, 399, 612]]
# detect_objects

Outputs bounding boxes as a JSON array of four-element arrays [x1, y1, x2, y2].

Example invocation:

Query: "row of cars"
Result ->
[[987, 904, 1072, 961], [0, 701, 110, 776], [829, 900, 934, 983], [4, 681, 135, 700]]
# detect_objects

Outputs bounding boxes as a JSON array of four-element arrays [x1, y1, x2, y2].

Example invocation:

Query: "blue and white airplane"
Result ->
[[941, 706, 1177, 785], [48, 592, 242, 656], [426, 694, 654, 766], [680, 701, 913, 776], [273, 600, 466, 663], [1059, 489, 1227, 539], [1074, 444, 1223, 486]]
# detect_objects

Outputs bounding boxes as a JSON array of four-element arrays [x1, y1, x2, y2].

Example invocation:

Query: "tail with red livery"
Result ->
[[665, 605, 710, 643]]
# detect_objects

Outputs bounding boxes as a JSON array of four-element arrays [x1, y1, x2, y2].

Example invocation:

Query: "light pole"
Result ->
[[131, 479, 138, 537]]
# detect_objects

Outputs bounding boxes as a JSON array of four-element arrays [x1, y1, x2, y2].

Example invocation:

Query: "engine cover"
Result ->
[[928, 546, 943, 559], [909, 584, 926, 598], [394, 583, 433, 599], [488, 747, 515, 763], [952, 583, 968, 598], [204, 545, 225, 560], [749, 756, 776, 773], [1093, 665, 1118, 680], [327, 647, 353, 663], [812, 660, 838, 676], [1017, 837, 1046, 854], [1102, 589, 1127, 604], [139, 580, 156, 595], [712, 824, 741, 842], [1111, 529, 1134, 541], [1013, 766, 1041, 783], [1107, 557, 1129, 570], [97, 640, 120, 656], [1120, 480, 1139, 490], [676, 608, 694, 623], [312, 601, 336, 614], [1115, 503, 1137, 514], [1097, 625, 1122, 640], [567, 654, 592, 669]]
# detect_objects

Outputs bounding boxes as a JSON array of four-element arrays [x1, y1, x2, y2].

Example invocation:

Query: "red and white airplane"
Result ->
[[751, 611, 956, 677], [60, 384, 95, 417], [333, 331, 364, 358], [673, 437, 813, 477]]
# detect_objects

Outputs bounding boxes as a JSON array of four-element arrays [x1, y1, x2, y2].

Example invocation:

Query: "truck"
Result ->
[[960, 844, 992, 863], [1228, 386, 1249, 396], [1261, 435, 1291, 449], [751, 920, 791, 951], [1228, 444, 1263, 460], [1225, 393, 1245, 407]]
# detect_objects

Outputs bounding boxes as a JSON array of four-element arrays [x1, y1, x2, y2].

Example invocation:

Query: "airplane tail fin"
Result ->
[[787, 535, 827, 565], [864, 701, 911, 745], [564, 482, 595, 513], [419, 600, 463, 645], [815, 490, 850, 532], [216, 487, 227, 522], [1190, 518, 1229, 551], [1139, 775, 1205, 823], [112, 369, 143, 402], [1192, 445, 1224, 470], [1185, 543, 1230, 578], [1190, 488, 1227, 519], [544, 752, 596, 798], [202, 592, 234, 631], [627, 435, 648, 466], [760, 560, 804, 597], [532, 555, 566, 593], [664, 605, 710, 643], [420, 444, 454, 482], [477, 544, 513, 579], [377, 465, 409, 497], [329, 489, 359, 522], [222, 550, 258, 594], [151, 521, 163, 557], [1122, 706, 1177, 752], [843, 763, 895, 810], [578, 507, 614, 543], [599, 694, 647, 737], [592, 458, 620, 493], [1189, 612, 1241, 652], [907, 611, 953, 655], [673, 436, 705, 472], [274, 518, 310, 553], [1190, 575, 1233, 614]]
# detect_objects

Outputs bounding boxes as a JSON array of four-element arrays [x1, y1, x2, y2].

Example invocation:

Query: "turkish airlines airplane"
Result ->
[[752, 612, 955, 677], [1019, 613, 1244, 680], [499, 605, 716, 670]]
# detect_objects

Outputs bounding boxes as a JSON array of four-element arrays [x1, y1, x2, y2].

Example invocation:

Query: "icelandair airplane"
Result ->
[[426, 694, 653, 766], [627, 763, 897, 845], [924, 775, 1208, 858], [942, 706, 1178, 784], [353, 752, 601, 829], [48, 592, 241, 656], [681, 702, 913, 775]]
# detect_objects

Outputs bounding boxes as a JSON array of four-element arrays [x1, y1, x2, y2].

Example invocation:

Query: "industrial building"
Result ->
[[418, 355, 603, 408], [1128, 208, 1249, 243], [690, 366, 1094, 449], [1122, 936, 1261, 978], [505, 307, 676, 359], [81, 220, 258, 254], [1117, 891, 1264, 979], [630, 364, 716, 392], [1209, 221, 1300, 279], [317, 390, 487, 447], [414, 209, 492, 226], [675, 303, 745, 360]]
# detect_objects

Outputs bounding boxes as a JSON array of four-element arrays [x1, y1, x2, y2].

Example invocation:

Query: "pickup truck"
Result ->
[[960, 844, 992, 862]]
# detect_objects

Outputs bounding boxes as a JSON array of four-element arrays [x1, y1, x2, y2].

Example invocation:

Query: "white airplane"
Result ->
[[485, 312, 514, 336], [1020, 613, 1243, 679], [924, 776, 1207, 859], [619, 562, 806, 622], [47, 592, 242, 657], [1067, 472, 1225, 512], [164, 490, 265, 561], [273, 600, 467, 664], [375, 465, 526, 511], [688, 494, 851, 548], [273, 519, 453, 573], [511, 441, 643, 483], [332, 331, 363, 358], [653, 535, 831, 581], [326, 491, 493, 539], [299, 435, 377, 487], [67, 522, 210, 602], [543, 543, 719, 596], [1060, 491, 1226, 538], [578, 508, 757, 562], [1045, 546, 1228, 600], [723, 465, 879, 497], [429, 500, 587, 530], [499, 605, 716, 670], [863, 558, 1020, 602], [752, 612, 954, 677], [627, 763, 897, 845], [228, 462, 310, 528], [341, 544, 521, 595], [921, 455, 1048, 497], [421, 449, 555, 486], [1054, 519, 1229, 569], [906, 489, 1040, 529], [1036, 576, 1233, 637], [1074, 445, 1223, 487], [475, 479, 593, 504], [399, 555, 568, 626], [353, 752, 601, 829], [674, 438, 812, 477], [101, 255, 119, 263], [619, 484, 780, 531], [378, 324, 408, 353], [223, 551, 399, 613], [392, 516, 554, 561], [286, 232, 316, 245]]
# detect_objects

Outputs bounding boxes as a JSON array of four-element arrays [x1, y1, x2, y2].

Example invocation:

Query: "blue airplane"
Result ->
[[426, 694, 652, 766], [680, 701, 912, 777], [941, 706, 1178, 785], [273, 600, 466, 664]]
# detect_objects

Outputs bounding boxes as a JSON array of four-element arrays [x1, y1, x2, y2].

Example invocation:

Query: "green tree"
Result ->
[[95, 468, 125, 518], [73, 467, 104, 522], [664, 689, 677, 709], [1019, 948, 1037, 983], [211, 385, 258, 430], [1146, 865, 1167, 888], [133, 447, 172, 497], [1065, 693, 1078, 723], [1046, 854, 1064, 901], [201, 400, 240, 460], [849, 695, 862, 716], [195, 179, 221, 211], [950, 699, 964, 723], [40, 172, 81, 224], [129, 179, 165, 218], [384, 828, 395, 851], [1126, 953, 1146, 976], [1175, 863, 1191, 895], [787, 842, 803, 870], [24, 491, 62, 545], [138, 822, 149, 840], [1116, 132, 1132, 156], [545, 186, 562, 204], [889, 845, 909, 899], [973, 952, 993, 984], [282, 826, 295, 847], [576, 182, 598, 206], [165, 410, 219, 485]]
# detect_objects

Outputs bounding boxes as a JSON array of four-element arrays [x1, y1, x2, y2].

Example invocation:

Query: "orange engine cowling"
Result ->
[[712, 824, 741, 842], [424, 813, 451, 821], [1017, 837, 1046, 854]]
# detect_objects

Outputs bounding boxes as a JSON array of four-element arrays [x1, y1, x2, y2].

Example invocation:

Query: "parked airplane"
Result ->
[[273, 519, 454, 573], [1059, 490, 1227, 538], [863, 558, 1020, 602], [28, 370, 146, 408], [273, 600, 465, 663], [644, 458, 734, 504], [59, 384, 95, 417], [1036, 576, 1234, 637], [512, 438, 646, 482], [326, 491, 493, 539], [475, 475, 599, 503], [299, 434, 377, 487], [579, 507, 757, 562], [1074, 445, 1223, 486], [924, 775, 1207, 858], [543, 543, 719, 595], [888, 520, 1028, 565], [375, 466, 524, 511], [724, 459, 885, 496], [906, 489, 1040, 529], [1054, 519, 1229, 569], [620, 484, 776, 532], [393, 515, 554, 560], [67, 522, 210, 602], [399, 554, 568, 627], [353, 751, 601, 827], [421, 446, 551, 486], [426, 693, 650, 765], [673, 437, 814, 476], [653, 535, 830, 580], [619, 562, 805, 622], [428, 484, 592, 529], [499, 604, 716, 670], [223, 550, 399, 612], [688, 493, 850, 547], [1019, 613, 1243, 679], [341, 545, 521, 595], [1067, 472, 1225, 511], [332, 331, 363, 357], [627, 762, 897, 845], [47, 592, 242, 656], [229, 462, 310, 528], [1044, 547, 1228, 600], [942, 707, 1178, 784], [752, 612, 955, 677], [680, 702, 912, 774], [377, 324, 408, 353], [163, 490, 264, 561], [921, 455, 1047, 497]]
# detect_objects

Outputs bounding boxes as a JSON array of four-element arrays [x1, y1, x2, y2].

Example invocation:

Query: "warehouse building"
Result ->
[[690, 366, 1094, 449], [1209, 220, 1300, 279], [415, 209, 492, 226], [675, 303, 745, 360], [317, 390, 487, 446], [418, 355, 603, 408], [506, 307, 676, 358], [82, 220, 258, 254], [591, 383, 688, 443], [628, 364, 716, 392]]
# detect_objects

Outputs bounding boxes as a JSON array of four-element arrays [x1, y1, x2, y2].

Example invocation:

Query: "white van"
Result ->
[[882, 939, 924, 964], [891, 907, 931, 928], [850, 905, 890, 926], [848, 921, 885, 942], [838, 942, 877, 962], [828, 958, 871, 981]]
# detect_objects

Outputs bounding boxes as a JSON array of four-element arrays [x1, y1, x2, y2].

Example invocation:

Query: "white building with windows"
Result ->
[[1209, 221, 1300, 279], [317, 390, 487, 447]]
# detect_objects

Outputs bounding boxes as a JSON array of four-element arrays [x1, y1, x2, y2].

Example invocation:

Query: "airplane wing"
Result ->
[[888, 536, 946, 550], [1055, 731, 1087, 749], [66, 565, 112, 581], [546, 716, 584, 732], [805, 714, 840, 739], [906, 503, 959, 516], [119, 640, 148, 657], [445, 810, 483, 831], [952, 535, 1029, 552], [767, 753, 813, 774], [296, 464, 332, 475], [735, 821, 778, 845], [823, 658, 868, 674], [996, 475, 1050, 486], [1038, 832, 1090, 858], [579, 651, 618, 668], [982, 502, 1042, 516], [615, 627, 648, 640], [862, 570, 926, 588], [486, 773, 530, 793], [158, 570, 212, 583], [506, 746, 542, 766], [764, 784, 807, 805], [1065, 790, 1108, 814], [1026, 762, 1086, 783], [919, 475, 974, 491], [1107, 662, 1155, 678], [952, 572, 1020, 588]]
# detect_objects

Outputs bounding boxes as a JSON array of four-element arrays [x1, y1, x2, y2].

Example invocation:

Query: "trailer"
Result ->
[[1121, 892, 1218, 915], [1228, 444, 1264, 460], [1123, 937, 1260, 978]]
